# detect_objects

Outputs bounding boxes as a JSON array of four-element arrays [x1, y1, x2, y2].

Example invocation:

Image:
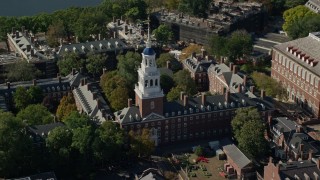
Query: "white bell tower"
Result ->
[[134, 18, 164, 118]]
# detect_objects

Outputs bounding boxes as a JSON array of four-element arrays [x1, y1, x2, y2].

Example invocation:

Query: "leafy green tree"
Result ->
[[285, 0, 308, 9], [129, 128, 155, 157], [42, 95, 59, 113], [56, 94, 77, 120], [117, 51, 141, 89], [231, 107, 267, 159], [46, 19, 66, 47], [209, 35, 227, 61], [164, 0, 180, 10], [167, 86, 184, 101], [109, 86, 129, 111], [152, 25, 173, 45], [194, 146, 204, 157], [86, 53, 107, 76], [286, 15, 320, 39], [57, 52, 84, 76], [225, 30, 253, 63], [0, 111, 33, 178], [17, 104, 54, 125], [100, 71, 128, 98], [63, 111, 91, 129], [178, 0, 211, 18], [14, 87, 31, 110], [5, 61, 41, 82], [28, 86, 43, 104], [157, 53, 181, 72], [283, 5, 315, 32], [92, 121, 125, 164], [173, 70, 197, 96], [160, 74, 175, 94]]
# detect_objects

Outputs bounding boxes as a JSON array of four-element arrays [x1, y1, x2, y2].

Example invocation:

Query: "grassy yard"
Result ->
[[186, 154, 226, 180]]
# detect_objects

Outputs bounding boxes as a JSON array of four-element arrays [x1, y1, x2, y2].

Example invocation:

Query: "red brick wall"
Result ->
[[264, 162, 280, 180]]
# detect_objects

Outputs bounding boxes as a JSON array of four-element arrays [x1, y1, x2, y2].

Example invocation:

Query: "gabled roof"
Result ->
[[182, 55, 214, 73], [223, 144, 251, 169], [279, 160, 320, 179], [27, 122, 65, 136]]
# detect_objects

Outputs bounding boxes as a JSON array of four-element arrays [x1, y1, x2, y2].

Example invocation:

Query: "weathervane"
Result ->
[[146, 16, 151, 48]]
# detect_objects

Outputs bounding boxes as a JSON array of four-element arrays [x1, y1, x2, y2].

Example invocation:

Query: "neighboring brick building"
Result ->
[[269, 117, 320, 160], [208, 62, 256, 98], [223, 144, 255, 180], [271, 32, 320, 119], [264, 157, 320, 180], [181, 50, 214, 92], [114, 31, 274, 146]]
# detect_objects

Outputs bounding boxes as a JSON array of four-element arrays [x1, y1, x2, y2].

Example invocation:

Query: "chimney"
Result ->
[[261, 89, 266, 99], [83, 78, 87, 85], [309, 150, 313, 160], [243, 75, 247, 87], [24, 30, 28, 37], [98, 33, 101, 41], [201, 93, 206, 106], [238, 84, 242, 93], [102, 68, 107, 75], [250, 86, 255, 94], [32, 79, 37, 86], [300, 143, 304, 153], [79, 67, 83, 74], [113, 16, 116, 23], [296, 125, 303, 133], [183, 95, 188, 107], [128, 98, 132, 107], [72, 68, 76, 75], [15, 31, 19, 38], [12, 27, 16, 34], [92, 92, 97, 100], [125, 19, 129, 24], [229, 62, 234, 71], [30, 49, 34, 56], [26, 45, 31, 52], [96, 99, 101, 109], [81, 79, 85, 86], [58, 76, 61, 83], [225, 90, 230, 103], [124, 25, 128, 32], [269, 156, 273, 163], [21, 26, 25, 33], [30, 36, 34, 43], [233, 65, 238, 74], [201, 48, 206, 59], [87, 83, 91, 91], [316, 158, 320, 169], [117, 19, 121, 26], [6, 82, 10, 89], [166, 61, 171, 69], [180, 91, 185, 101], [268, 115, 272, 125]]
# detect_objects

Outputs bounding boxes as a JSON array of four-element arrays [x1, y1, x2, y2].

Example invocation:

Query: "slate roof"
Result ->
[[279, 160, 320, 179], [223, 144, 251, 169], [273, 32, 320, 76], [57, 39, 127, 55], [73, 83, 112, 124], [28, 122, 65, 136], [272, 117, 297, 137], [11, 171, 57, 180], [182, 55, 214, 74], [115, 92, 273, 124], [288, 133, 320, 155]]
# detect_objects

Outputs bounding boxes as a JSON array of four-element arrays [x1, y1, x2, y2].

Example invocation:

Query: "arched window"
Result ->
[[150, 79, 153, 86], [155, 79, 158, 86], [145, 80, 148, 87], [145, 59, 148, 66]]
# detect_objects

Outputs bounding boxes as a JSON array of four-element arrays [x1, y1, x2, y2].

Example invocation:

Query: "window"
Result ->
[[150, 101, 155, 109], [150, 79, 153, 86], [145, 80, 148, 87], [155, 79, 158, 86]]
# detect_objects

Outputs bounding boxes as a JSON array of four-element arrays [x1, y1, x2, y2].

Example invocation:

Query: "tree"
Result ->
[[194, 146, 204, 157], [157, 53, 181, 72], [42, 95, 59, 112], [17, 104, 54, 125], [225, 30, 253, 63], [282, 5, 315, 33], [28, 86, 43, 104], [92, 121, 125, 164], [57, 52, 84, 76], [231, 107, 268, 159], [173, 70, 197, 95], [86, 53, 107, 76], [14, 86, 31, 110], [129, 128, 155, 157], [152, 24, 173, 46], [0, 111, 33, 178], [164, 0, 180, 10], [56, 94, 77, 120], [46, 19, 66, 47], [100, 71, 128, 98], [117, 52, 141, 89], [180, 44, 202, 60], [160, 74, 175, 94], [5, 61, 41, 82], [209, 35, 227, 61], [284, 0, 308, 9], [63, 111, 91, 129], [109, 86, 129, 111], [286, 15, 320, 39], [167, 86, 184, 101]]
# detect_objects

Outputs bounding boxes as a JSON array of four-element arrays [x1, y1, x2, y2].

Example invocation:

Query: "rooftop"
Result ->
[[278, 160, 320, 179], [27, 122, 65, 137], [223, 144, 251, 169]]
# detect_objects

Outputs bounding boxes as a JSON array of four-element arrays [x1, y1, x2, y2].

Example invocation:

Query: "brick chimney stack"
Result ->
[[261, 89, 266, 99], [32, 79, 37, 86], [238, 84, 242, 93], [201, 93, 206, 106], [180, 91, 185, 101], [233, 65, 238, 74], [6, 82, 10, 89], [15, 31, 19, 38], [72, 68, 76, 75], [128, 98, 132, 107], [250, 86, 255, 94], [229, 62, 234, 71], [225, 89, 230, 103], [243, 75, 247, 87], [166, 61, 171, 69], [183, 95, 188, 107]]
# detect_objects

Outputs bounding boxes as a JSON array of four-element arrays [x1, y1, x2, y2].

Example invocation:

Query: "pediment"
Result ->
[[142, 112, 165, 121]]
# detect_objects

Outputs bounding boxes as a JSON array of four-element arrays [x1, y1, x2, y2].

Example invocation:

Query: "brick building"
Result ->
[[271, 32, 320, 119], [264, 157, 320, 180], [181, 50, 214, 92], [208, 62, 256, 98], [114, 30, 274, 146]]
